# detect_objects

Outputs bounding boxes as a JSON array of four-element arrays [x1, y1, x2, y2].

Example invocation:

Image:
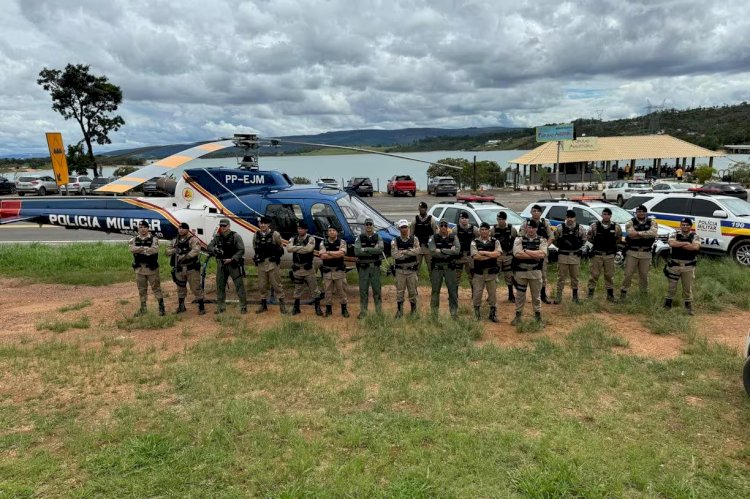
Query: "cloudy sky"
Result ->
[[1, 0, 749, 155]]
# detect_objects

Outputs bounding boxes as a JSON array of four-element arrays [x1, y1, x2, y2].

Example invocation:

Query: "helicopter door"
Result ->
[[264, 203, 303, 240], [310, 202, 344, 237]]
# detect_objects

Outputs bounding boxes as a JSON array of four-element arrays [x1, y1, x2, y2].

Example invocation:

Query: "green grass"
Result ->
[[35, 315, 90, 333], [56, 299, 92, 313], [1, 317, 749, 496]]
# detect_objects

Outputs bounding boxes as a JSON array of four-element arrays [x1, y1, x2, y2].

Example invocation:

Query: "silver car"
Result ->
[[15, 175, 60, 196], [65, 175, 93, 195]]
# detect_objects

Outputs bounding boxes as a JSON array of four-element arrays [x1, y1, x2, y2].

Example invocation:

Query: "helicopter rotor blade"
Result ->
[[262, 139, 464, 171]]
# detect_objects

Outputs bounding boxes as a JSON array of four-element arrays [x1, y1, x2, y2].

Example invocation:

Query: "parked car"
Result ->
[[427, 176, 458, 196], [601, 180, 652, 206], [428, 196, 525, 227], [386, 175, 416, 197], [637, 192, 750, 266], [316, 177, 340, 189], [14, 175, 59, 196], [690, 182, 748, 200], [141, 177, 169, 197], [651, 181, 699, 193], [0, 176, 16, 195], [89, 176, 117, 195], [65, 175, 93, 195], [345, 177, 374, 197]]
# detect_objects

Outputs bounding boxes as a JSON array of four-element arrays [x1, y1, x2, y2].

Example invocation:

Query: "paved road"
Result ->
[[0, 190, 563, 243]]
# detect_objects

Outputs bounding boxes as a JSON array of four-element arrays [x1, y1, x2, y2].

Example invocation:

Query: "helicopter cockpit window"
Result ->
[[336, 195, 390, 236], [265, 204, 302, 240], [311, 203, 342, 235]]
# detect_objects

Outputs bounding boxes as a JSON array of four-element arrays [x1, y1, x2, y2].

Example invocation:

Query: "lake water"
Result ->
[[14, 149, 750, 190]]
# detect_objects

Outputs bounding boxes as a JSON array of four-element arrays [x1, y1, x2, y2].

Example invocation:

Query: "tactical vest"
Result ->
[[174, 235, 199, 269], [591, 222, 618, 255], [212, 231, 238, 260], [255, 230, 281, 263], [292, 235, 314, 268], [671, 232, 699, 262], [322, 238, 345, 271], [528, 218, 549, 239], [626, 218, 655, 250], [511, 236, 544, 271], [473, 238, 499, 274], [431, 234, 457, 264], [133, 235, 159, 269], [394, 236, 417, 266], [456, 224, 475, 254], [357, 233, 381, 264], [556, 223, 583, 254], [493, 225, 515, 253], [414, 215, 433, 246]]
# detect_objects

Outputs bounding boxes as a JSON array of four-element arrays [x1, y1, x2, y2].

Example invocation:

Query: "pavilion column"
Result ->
[[709, 157, 714, 168], [691, 157, 696, 170]]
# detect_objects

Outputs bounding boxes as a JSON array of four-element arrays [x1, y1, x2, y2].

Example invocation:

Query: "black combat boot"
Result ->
[[341, 304, 350, 318], [135, 302, 147, 317], [507, 285, 515, 303], [587, 288, 594, 299], [158, 299, 166, 317], [541, 287, 552, 304], [572, 289, 580, 303], [510, 311, 522, 326], [535, 311, 545, 326], [176, 299, 187, 314], [324, 304, 333, 317], [395, 301, 403, 319], [410, 301, 417, 316], [606, 289, 615, 302], [198, 300, 205, 315], [292, 299, 301, 316], [474, 306, 481, 319], [279, 299, 287, 315], [664, 298, 673, 309], [685, 301, 694, 315], [256, 299, 268, 314], [314, 298, 323, 317], [489, 306, 499, 323]]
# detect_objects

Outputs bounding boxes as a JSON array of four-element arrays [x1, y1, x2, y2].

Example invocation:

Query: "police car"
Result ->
[[635, 192, 750, 266], [519, 198, 674, 262], [426, 196, 526, 228]]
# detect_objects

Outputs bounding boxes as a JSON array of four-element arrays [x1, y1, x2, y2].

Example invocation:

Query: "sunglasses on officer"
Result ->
[[364, 222, 373, 226]]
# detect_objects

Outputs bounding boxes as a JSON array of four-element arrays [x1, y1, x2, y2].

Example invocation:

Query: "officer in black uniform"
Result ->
[[491, 211, 518, 302], [452, 211, 479, 286], [586, 208, 622, 301], [664, 217, 701, 315], [410, 201, 438, 273]]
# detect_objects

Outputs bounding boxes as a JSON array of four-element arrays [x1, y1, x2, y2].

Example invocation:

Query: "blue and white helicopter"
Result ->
[[0, 133, 460, 264]]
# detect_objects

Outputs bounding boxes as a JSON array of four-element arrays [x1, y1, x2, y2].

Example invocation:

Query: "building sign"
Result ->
[[45, 132, 69, 187], [561, 137, 599, 152], [536, 124, 575, 142]]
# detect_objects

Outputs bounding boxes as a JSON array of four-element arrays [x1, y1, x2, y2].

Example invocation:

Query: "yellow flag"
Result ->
[[45, 132, 69, 186]]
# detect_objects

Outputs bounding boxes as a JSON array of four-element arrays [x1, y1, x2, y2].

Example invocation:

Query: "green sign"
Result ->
[[536, 124, 575, 142]]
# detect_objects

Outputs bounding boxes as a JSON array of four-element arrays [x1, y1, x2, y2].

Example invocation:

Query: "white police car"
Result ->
[[427, 196, 525, 228]]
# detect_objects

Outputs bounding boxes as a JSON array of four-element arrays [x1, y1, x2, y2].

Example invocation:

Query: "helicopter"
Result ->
[[0, 133, 461, 264]]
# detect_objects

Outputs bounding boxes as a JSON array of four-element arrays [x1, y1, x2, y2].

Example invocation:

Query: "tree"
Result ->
[[694, 164, 716, 184], [291, 176, 311, 184], [66, 142, 95, 175], [427, 158, 504, 190], [37, 64, 125, 178]]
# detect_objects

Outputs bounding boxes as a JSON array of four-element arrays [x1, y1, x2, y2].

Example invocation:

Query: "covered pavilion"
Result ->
[[508, 134, 723, 188]]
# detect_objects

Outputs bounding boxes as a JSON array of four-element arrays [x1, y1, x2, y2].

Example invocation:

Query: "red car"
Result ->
[[387, 175, 416, 197]]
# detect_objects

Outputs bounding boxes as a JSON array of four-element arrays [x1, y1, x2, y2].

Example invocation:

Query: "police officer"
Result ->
[[521, 205, 554, 304], [319, 226, 349, 317], [287, 221, 323, 316], [587, 207, 622, 301], [166, 222, 205, 315], [491, 211, 518, 302], [553, 210, 587, 304], [129, 220, 165, 316], [620, 205, 658, 299], [410, 201, 437, 273], [471, 222, 501, 322], [511, 219, 548, 325], [354, 217, 384, 318], [253, 216, 286, 314], [391, 219, 420, 318], [428, 219, 461, 318], [207, 218, 247, 314], [664, 217, 701, 315], [452, 211, 479, 286]]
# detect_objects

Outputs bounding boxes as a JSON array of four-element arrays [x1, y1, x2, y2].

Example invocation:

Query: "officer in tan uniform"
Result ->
[[491, 211, 518, 303], [511, 219, 548, 326], [253, 216, 287, 314], [129, 220, 165, 316], [620, 205, 658, 299], [520, 205, 554, 304], [452, 211, 479, 286], [391, 219, 420, 318], [287, 221, 323, 316], [409, 201, 437, 273], [166, 222, 205, 315], [471, 222, 502, 322], [319, 226, 349, 317], [587, 207, 622, 301], [552, 210, 587, 304], [664, 217, 701, 315]]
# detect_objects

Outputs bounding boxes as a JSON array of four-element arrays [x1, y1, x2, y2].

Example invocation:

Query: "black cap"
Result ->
[[179, 222, 190, 229], [298, 221, 308, 230], [526, 219, 539, 228], [497, 211, 507, 220], [602, 207, 612, 215], [419, 201, 428, 209], [438, 219, 449, 226], [260, 216, 271, 224], [531, 204, 542, 212], [636, 205, 647, 212], [566, 209, 576, 218], [138, 220, 150, 228], [459, 211, 469, 219], [327, 225, 338, 231], [480, 222, 490, 229], [681, 217, 693, 225]]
